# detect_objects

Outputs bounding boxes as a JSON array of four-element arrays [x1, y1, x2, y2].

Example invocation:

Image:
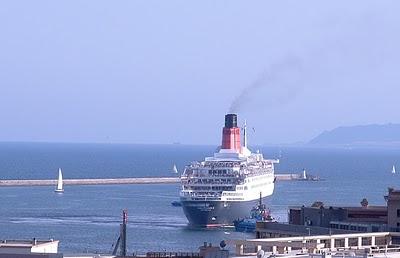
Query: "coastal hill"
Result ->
[[309, 124, 400, 146]]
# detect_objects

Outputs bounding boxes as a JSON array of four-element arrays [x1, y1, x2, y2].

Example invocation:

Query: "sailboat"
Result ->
[[172, 164, 178, 174], [54, 168, 64, 193], [392, 165, 396, 174], [302, 169, 307, 180]]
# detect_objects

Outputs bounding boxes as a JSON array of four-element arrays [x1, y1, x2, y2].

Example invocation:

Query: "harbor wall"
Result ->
[[0, 255, 62, 258], [0, 174, 301, 187]]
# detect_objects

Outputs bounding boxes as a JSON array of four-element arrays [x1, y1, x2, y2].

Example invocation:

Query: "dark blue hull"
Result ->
[[234, 219, 257, 232], [171, 201, 182, 207], [181, 198, 268, 227]]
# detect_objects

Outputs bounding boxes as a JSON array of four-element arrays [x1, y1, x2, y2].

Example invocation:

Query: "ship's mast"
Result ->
[[243, 120, 248, 149]]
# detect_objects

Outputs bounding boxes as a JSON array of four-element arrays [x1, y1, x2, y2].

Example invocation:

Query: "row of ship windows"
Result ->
[[236, 181, 270, 191], [251, 181, 271, 189], [244, 175, 270, 183], [236, 186, 248, 191], [184, 191, 218, 196], [205, 162, 241, 167], [190, 178, 236, 184], [189, 174, 236, 178], [188, 170, 237, 177], [185, 186, 235, 191], [222, 192, 243, 196], [226, 197, 244, 201], [208, 169, 235, 176], [191, 198, 220, 201]]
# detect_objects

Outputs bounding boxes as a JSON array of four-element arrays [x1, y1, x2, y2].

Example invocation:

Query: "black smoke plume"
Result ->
[[229, 55, 303, 114]]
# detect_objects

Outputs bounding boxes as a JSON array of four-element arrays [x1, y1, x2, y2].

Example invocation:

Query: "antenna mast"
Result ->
[[243, 120, 248, 149]]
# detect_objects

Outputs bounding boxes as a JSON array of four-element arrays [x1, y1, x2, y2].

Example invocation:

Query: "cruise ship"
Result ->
[[180, 114, 278, 227]]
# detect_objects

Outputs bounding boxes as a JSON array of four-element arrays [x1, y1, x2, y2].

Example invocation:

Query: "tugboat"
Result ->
[[233, 192, 275, 232]]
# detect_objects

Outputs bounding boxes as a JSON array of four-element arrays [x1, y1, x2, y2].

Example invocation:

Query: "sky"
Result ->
[[1, 1, 400, 145]]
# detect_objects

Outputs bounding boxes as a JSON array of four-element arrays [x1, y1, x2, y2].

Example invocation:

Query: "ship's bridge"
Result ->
[[206, 147, 253, 161]]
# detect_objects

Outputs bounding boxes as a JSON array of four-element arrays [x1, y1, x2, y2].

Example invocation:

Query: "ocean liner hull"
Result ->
[[181, 197, 269, 227]]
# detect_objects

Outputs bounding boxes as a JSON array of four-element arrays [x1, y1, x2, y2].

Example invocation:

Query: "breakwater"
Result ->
[[0, 174, 304, 187], [0, 177, 180, 187]]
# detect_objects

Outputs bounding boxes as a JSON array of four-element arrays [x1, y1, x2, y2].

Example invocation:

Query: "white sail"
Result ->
[[55, 168, 64, 193], [392, 165, 396, 174], [172, 164, 178, 174]]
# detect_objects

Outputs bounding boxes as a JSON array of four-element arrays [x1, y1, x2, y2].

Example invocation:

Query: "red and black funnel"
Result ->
[[221, 114, 241, 152]]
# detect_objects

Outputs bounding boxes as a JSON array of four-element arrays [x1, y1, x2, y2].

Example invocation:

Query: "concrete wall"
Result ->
[[0, 241, 59, 255], [289, 208, 301, 225], [0, 247, 32, 254], [301, 207, 348, 227], [0, 254, 62, 258], [31, 243, 59, 254], [256, 222, 355, 238], [387, 190, 400, 229]]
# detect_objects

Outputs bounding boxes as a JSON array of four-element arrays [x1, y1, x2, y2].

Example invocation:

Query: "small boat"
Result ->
[[234, 193, 275, 232], [392, 165, 396, 174], [302, 169, 307, 180], [171, 201, 182, 207], [54, 168, 64, 193], [172, 164, 178, 174]]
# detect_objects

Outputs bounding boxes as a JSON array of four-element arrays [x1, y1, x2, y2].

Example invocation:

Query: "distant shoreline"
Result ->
[[309, 123, 400, 146]]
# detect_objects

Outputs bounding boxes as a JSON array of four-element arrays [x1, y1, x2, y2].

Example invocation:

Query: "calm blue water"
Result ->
[[1, 143, 400, 254]]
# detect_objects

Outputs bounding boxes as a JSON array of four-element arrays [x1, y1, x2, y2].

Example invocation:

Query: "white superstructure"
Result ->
[[180, 150, 277, 202]]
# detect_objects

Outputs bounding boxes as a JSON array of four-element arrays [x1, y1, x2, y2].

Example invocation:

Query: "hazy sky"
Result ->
[[1, 1, 400, 145]]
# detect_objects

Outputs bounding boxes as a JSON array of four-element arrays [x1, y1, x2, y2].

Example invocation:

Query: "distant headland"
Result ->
[[309, 123, 400, 147]]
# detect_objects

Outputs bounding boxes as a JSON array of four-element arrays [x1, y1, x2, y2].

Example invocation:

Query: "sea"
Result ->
[[1, 142, 400, 255]]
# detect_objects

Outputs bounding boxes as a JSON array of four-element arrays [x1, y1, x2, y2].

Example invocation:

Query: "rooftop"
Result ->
[[0, 239, 58, 249]]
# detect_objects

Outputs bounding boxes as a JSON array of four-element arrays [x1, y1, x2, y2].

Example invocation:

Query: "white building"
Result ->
[[0, 239, 61, 258]]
